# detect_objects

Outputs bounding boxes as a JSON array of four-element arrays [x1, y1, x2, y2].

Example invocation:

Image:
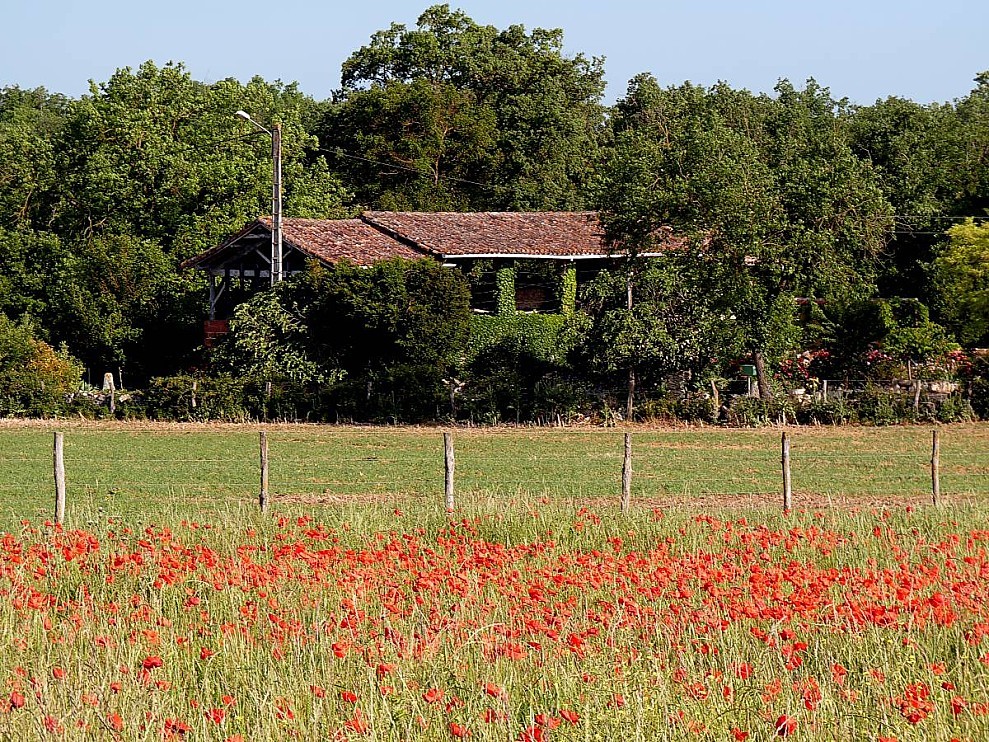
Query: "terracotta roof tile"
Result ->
[[265, 217, 425, 264], [182, 212, 678, 272], [362, 211, 612, 257], [180, 218, 426, 270]]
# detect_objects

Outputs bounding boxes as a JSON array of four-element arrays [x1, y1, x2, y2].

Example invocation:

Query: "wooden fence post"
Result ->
[[931, 429, 940, 507], [621, 432, 632, 514], [781, 431, 792, 512], [54, 432, 66, 526], [259, 431, 269, 513], [444, 432, 455, 513]]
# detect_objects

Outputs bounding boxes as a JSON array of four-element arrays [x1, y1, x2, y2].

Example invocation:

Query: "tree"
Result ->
[[56, 61, 349, 259], [0, 314, 82, 416], [570, 256, 734, 412], [40, 233, 203, 380], [931, 218, 989, 345], [598, 76, 892, 405], [0, 86, 69, 230], [321, 4, 606, 210]]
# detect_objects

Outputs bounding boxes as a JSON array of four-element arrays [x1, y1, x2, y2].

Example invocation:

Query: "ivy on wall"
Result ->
[[561, 265, 577, 315], [467, 314, 567, 363], [496, 267, 516, 315]]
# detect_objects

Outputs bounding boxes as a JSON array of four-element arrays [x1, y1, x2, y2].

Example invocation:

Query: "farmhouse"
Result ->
[[181, 211, 671, 337]]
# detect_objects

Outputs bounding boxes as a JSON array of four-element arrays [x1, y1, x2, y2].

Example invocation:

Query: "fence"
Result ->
[[1, 425, 985, 527]]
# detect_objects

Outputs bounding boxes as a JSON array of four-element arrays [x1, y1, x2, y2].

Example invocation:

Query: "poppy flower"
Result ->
[[775, 715, 797, 737]]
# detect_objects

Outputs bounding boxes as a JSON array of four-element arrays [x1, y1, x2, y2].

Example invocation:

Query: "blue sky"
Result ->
[[3, 0, 986, 104]]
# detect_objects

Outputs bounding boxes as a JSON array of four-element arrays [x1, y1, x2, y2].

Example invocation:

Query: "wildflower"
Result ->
[[775, 715, 797, 737], [518, 726, 545, 742], [345, 709, 369, 735], [423, 688, 444, 704], [449, 722, 470, 738], [205, 708, 226, 725]]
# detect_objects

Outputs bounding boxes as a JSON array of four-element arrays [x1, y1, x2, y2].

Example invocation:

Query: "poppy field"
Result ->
[[1, 422, 989, 740], [2, 496, 989, 740]]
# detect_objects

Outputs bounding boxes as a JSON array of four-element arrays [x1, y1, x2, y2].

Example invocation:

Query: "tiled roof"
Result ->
[[181, 212, 677, 272], [180, 217, 425, 270], [262, 217, 425, 263], [362, 211, 611, 257]]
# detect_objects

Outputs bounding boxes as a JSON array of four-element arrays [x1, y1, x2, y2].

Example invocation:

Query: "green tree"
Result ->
[[322, 4, 605, 210], [599, 76, 892, 403], [0, 86, 69, 230], [931, 218, 989, 345], [570, 257, 733, 412], [57, 61, 349, 259], [44, 233, 202, 380]]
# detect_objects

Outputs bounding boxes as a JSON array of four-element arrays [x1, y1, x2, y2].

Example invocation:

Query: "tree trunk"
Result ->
[[754, 351, 773, 401]]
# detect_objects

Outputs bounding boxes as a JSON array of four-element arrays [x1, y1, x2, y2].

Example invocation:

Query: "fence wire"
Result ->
[[0, 428, 987, 522]]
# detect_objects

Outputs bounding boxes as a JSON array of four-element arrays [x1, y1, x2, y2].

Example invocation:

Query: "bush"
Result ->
[[724, 397, 796, 427], [795, 398, 852, 425], [853, 385, 911, 425], [0, 315, 82, 417], [142, 374, 251, 422]]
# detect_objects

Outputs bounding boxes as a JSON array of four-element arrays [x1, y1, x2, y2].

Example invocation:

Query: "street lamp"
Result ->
[[236, 110, 283, 285]]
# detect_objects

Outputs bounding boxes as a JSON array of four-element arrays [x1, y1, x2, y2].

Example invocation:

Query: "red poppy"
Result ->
[[775, 715, 797, 737]]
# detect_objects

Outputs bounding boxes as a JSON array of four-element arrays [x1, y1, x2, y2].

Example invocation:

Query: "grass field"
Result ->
[[1, 422, 989, 740], [0, 421, 988, 529]]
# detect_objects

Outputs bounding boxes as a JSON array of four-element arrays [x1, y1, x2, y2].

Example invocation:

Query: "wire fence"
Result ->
[[0, 426, 987, 526]]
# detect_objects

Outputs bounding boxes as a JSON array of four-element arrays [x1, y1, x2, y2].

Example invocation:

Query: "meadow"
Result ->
[[1, 422, 988, 740]]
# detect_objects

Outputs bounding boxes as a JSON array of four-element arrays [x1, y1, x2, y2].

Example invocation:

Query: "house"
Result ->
[[180, 211, 672, 337]]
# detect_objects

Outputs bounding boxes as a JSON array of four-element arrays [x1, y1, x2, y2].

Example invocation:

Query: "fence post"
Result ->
[[259, 431, 269, 513], [444, 432, 455, 513], [781, 431, 792, 512], [931, 429, 940, 507], [54, 432, 66, 526], [621, 432, 632, 514]]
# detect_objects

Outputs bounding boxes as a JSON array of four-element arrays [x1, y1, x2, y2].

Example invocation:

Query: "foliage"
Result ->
[[599, 76, 892, 401], [322, 4, 606, 210], [825, 298, 958, 377], [931, 218, 989, 345], [212, 285, 325, 384], [287, 259, 471, 422], [570, 260, 734, 391], [462, 313, 578, 422], [560, 265, 577, 315], [141, 374, 250, 422], [0, 314, 82, 416], [495, 267, 516, 315], [467, 314, 566, 364]]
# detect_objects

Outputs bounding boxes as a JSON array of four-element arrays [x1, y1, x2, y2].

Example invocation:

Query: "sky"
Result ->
[[2, 0, 987, 105]]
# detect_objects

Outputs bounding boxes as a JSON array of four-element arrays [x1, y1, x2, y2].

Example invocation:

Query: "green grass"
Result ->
[[0, 421, 987, 530]]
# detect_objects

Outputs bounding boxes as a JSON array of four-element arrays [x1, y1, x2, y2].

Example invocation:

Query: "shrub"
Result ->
[[724, 397, 796, 427], [0, 315, 82, 417], [795, 398, 853, 425], [142, 374, 250, 422]]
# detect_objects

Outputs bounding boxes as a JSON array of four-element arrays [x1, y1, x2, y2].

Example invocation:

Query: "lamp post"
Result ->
[[236, 110, 282, 285]]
